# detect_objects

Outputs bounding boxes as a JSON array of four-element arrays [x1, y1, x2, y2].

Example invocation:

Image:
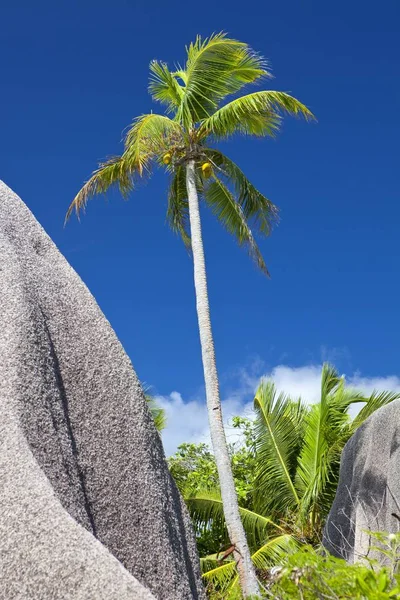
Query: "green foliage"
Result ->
[[204, 150, 278, 237], [145, 393, 167, 432], [230, 416, 257, 506], [266, 537, 400, 599], [67, 33, 313, 277], [171, 364, 400, 597], [169, 442, 219, 495], [204, 535, 400, 599], [167, 165, 191, 249], [168, 422, 258, 556], [204, 176, 269, 275], [197, 90, 313, 139]]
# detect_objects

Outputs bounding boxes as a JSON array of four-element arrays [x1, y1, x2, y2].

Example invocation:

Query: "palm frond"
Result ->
[[198, 90, 314, 139], [204, 149, 278, 236], [202, 534, 299, 596], [172, 69, 188, 85], [145, 394, 167, 432], [203, 175, 269, 275], [149, 61, 185, 114], [251, 533, 300, 571], [295, 365, 338, 510], [124, 113, 183, 174], [253, 382, 305, 516], [295, 364, 357, 526], [351, 390, 400, 431], [66, 155, 134, 221], [200, 553, 219, 573], [167, 165, 191, 249], [186, 490, 284, 550], [202, 560, 237, 597], [180, 33, 269, 125]]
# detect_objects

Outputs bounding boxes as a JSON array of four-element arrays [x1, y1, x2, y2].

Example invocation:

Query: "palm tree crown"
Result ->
[[67, 33, 313, 273]]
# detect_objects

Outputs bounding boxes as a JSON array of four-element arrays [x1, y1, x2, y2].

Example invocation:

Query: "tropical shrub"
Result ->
[[267, 534, 400, 599]]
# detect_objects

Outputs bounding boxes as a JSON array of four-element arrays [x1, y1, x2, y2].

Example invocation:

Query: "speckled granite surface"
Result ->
[[0, 181, 205, 599], [323, 400, 400, 562]]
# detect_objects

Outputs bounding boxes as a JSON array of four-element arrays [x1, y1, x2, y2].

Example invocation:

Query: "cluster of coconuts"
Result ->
[[162, 153, 212, 178]]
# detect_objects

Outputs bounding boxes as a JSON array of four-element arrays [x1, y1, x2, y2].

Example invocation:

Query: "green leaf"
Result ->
[[124, 113, 183, 174], [204, 149, 278, 236], [198, 90, 314, 139], [186, 489, 284, 550], [204, 175, 269, 275], [145, 394, 167, 432], [351, 390, 400, 431], [295, 365, 340, 522], [202, 560, 237, 596], [149, 61, 185, 113], [253, 382, 304, 516], [66, 155, 134, 220], [294, 364, 364, 526], [180, 33, 270, 125], [201, 533, 299, 595], [251, 533, 300, 570], [167, 165, 191, 249]]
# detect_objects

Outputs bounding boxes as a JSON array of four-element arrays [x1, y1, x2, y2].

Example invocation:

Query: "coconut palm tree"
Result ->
[[66, 33, 313, 597], [186, 364, 400, 597]]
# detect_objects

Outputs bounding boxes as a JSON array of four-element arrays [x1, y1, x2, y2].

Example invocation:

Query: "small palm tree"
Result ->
[[187, 364, 400, 597], [66, 33, 313, 597]]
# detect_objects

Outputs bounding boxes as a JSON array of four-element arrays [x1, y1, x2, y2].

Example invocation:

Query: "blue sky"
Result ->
[[2, 0, 400, 451]]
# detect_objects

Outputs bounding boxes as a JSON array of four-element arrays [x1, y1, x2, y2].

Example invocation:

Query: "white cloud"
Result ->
[[155, 390, 254, 456], [262, 365, 322, 403], [157, 363, 400, 456], [348, 374, 400, 396]]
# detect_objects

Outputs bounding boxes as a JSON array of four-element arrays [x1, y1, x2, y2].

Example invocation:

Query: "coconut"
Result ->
[[201, 162, 212, 178]]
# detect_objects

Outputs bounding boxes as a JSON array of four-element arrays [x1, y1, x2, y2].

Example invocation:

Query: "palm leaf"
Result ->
[[202, 534, 299, 596], [124, 113, 183, 174], [351, 390, 400, 431], [253, 382, 305, 516], [295, 365, 337, 493], [295, 364, 359, 527], [199, 553, 219, 573], [203, 175, 269, 275], [295, 365, 338, 514], [198, 90, 314, 139], [186, 490, 284, 550], [145, 394, 167, 432], [251, 533, 300, 570], [149, 61, 184, 114], [180, 33, 269, 125], [167, 165, 191, 249], [204, 149, 278, 235], [66, 155, 134, 220], [202, 560, 237, 597]]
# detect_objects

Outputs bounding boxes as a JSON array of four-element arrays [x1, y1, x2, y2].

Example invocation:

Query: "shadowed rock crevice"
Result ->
[[42, 312, 97, 537], [0, 181, 205, 600]]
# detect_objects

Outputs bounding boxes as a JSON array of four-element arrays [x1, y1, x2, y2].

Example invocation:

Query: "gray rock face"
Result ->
[[0, 181, 205, 600], [323, 400, 400, 563]]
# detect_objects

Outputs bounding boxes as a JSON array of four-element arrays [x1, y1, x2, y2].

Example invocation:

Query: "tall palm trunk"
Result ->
[[186, 160, 260, 598]]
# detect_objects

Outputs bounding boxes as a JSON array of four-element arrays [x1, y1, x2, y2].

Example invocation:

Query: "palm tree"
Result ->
[[66, 33, 313, 597], [187, 364, 400, 597]]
